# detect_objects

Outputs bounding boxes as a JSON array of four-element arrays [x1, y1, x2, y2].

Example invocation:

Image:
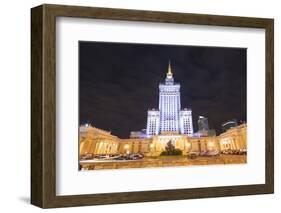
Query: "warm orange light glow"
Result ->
[[124, 144, 130, 149], [208, 142, 214, 147], [185, 142, 191, 147]]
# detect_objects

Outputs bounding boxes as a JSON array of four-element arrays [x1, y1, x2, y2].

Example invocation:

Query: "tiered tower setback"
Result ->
[[146, 61, 193, 137]]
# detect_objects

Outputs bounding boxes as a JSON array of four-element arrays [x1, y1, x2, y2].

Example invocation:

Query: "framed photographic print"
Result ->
[[31, 4, 274, 208]]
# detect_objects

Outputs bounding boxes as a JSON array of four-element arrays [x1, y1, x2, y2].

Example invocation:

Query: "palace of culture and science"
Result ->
[[146, 61, 193, 137], [80, 62, 247, 157]]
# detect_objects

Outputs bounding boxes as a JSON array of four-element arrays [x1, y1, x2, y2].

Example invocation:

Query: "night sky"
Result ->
[[79, 41, 246, 138]]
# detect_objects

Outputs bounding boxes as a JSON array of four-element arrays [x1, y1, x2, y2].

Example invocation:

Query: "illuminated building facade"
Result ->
[[79, 123, 247, 157], [79, 124, 150, 156], [146, 109, 160, 135], [80, 124, 119, 155], [79, 62, 246, 159], [219, 123, 247, 151], [146, 62, 193, 136]]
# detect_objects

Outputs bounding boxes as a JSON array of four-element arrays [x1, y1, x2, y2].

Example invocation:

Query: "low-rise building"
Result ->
[[79, 125, 119, 155], [218, 124, 247, 151], [79, 123, 247, 157], [118, 138, 150, 154]]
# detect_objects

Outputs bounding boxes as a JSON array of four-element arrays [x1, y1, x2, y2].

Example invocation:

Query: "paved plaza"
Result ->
[[80, 154, 246, 170]]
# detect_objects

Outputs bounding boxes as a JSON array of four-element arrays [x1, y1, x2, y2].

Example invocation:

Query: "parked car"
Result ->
[[81, 153, 93, 160], [199, 150, 208, 156], [115, 155, 127, 160], [221, 150, 231, 155], [111, 154, 122, 160], [235, 149, 247, 155], [232, 150, 237, 155], [96, 154, 107, 159], [222, 149, 247, 155], [129, 153, 144, 160], [204, 150, 220, 157], [187, 152, 199, 159], [240, 149, 247, 155]]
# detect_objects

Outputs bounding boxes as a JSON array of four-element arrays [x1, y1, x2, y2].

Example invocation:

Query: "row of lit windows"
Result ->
[[160, 102, 179, 105], [160, 94, 179, 97], [162, 116, 177, 120], [149, 115, 159, 117], [160, 96, 179, 99], [148, 116, 158, 134], [161, 121, 178, 131], [162, 106, 179, 109]]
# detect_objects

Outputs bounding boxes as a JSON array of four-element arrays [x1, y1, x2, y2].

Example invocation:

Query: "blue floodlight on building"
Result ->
[[146, 61, 193, 136]]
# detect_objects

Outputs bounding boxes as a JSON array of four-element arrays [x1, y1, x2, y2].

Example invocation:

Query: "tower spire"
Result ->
[[168, 60, 172, 74], [167, 60, 173, 78], [165, 60, 174, 85]]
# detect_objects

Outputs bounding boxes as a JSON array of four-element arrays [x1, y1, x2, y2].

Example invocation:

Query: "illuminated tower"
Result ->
[[146, 61, 193, 136], [159, 61, 181, 132], [146, 109, 160, 135], [179, 108, 193, 135]]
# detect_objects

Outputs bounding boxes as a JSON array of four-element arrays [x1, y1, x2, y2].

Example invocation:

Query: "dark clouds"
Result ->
[[79, 41, 246, 138]]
